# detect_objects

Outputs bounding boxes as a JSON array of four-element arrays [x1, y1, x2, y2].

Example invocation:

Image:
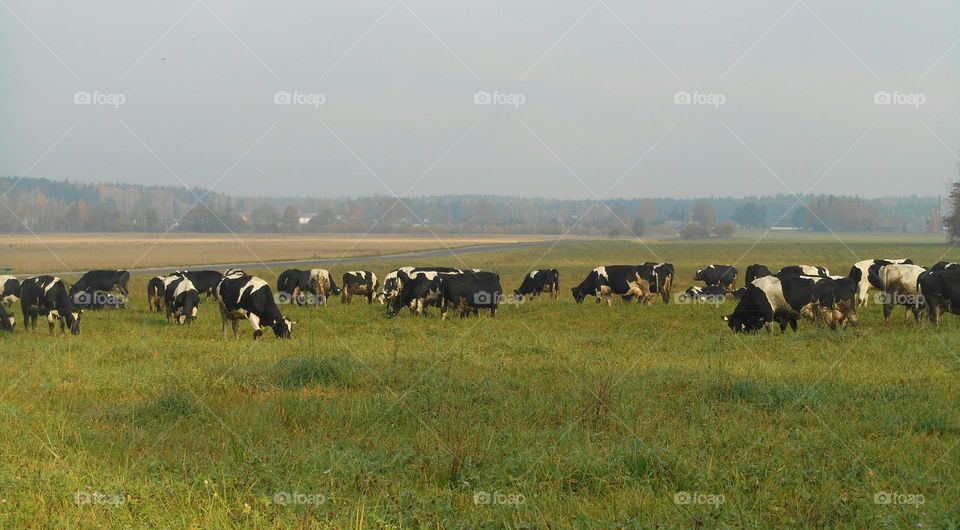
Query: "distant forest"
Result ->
[[0, 176, 944, 237]]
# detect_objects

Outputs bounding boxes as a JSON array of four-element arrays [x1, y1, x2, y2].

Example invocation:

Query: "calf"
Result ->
[[1, 275, 21, 306], [694, 265, 738, 289], [849, 258, 913, 306], [744, 264, 772, 284], [20, 276, 82, 335], [216, 274, 295, 340], [878, 263, 926, 323], [919, 269, 960, 324], [643, 262, 675, 303], [342, 271, 379, 304], [439, 271, 502, 319], [572, 265, 653, 305], [514, 269, 560, 301], [164, 276, 200, 324]]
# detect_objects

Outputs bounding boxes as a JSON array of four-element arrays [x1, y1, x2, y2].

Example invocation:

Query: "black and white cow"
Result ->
[[341, 271, 379, 304], [777, 265, 831, 278], [0, 301, 13, 332], [176, 270, 224, 298], [694, 265, 738, 289], [802, 275, 860, 329], [147, 276, 166, 312], [929, 261, 959, 272], [20, 276, 82, 335], [571, 265, 653, 305], [744, 264, 772, 284], [876, 263, 926, 323], [380, 267, 465, 304], [1, 275, 21, 306], [514, 269, 560, 301], [919, 269, 960, 325], [439, 271, 502, 319], [387, 270, 444, 317], [280, 268, 340, 306], [216, 274, 294, 340], [643, 262, 675, 303], [164, 276, 200, 324], [724, 276, 819, 333], [848, 258, 913, 307]]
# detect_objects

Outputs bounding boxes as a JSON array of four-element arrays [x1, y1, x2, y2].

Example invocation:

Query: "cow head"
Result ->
[[66, 310, 82, 335], [272, 317, 295, 339], [1, 315, 14, 332], [723, 314, 762, 333], [571, 286, 589, 303]]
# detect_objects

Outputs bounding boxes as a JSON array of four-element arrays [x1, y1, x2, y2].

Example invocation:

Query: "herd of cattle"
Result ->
[[1, 257, 960, 338]]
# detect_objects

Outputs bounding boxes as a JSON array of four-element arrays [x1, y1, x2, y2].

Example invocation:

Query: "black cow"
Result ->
[[0, 301, 14, 332], [439, 271, 502, 319], [164, 276, 200, 324], [1, 275, 21, 306], [777, 265, 830, 278], [694, 265, 738, 289], [571, 265, 654, 305], [387, 270, 444, 317], [278, 269, 317, 306], [70, 270, 130, 296], [216, 275, 294, 340], [919, 270, 960, 324], [20, 276, 81, 335], [176, 270, 223, 298], [744, 264, 772, 284], [643, 262, 675, 303], [342, 271, 379, 304], [929, 261, 959, 272], [514, 269, 560, 301], [147, 276, 166, 312]]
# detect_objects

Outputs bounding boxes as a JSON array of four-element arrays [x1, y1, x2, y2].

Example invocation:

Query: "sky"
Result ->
[[2, 0, 958, 200]]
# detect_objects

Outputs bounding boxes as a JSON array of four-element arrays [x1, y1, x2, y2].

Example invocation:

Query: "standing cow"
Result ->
[[164, 276, 200, 324], [694, 265, 738, 289], [20, 276, 82, 335], [848, 258, 913, 307], [439, 271, 502, 319], [877, 263, 926, 323], [571, 265, 653, 305], [147, 276, 167, 312], [341, 271, 379, 304], [643, 262, 675, 303], [514, 269, 560, 301], [176, 270, 224, 298], [919, 269, 960, 324], [217, 274, 295, 340]]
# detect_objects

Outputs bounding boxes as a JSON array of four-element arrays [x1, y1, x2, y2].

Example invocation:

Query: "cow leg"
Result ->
[[219, 304, 230, 339], [882, 299, 893, 323], [857, 284, 869, 307]]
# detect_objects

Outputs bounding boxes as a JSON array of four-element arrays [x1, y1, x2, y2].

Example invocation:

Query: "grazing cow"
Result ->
[[439, 271, 502, 319], [0, 300, 14, 332], [20, 276, 81, 335], [877, 263, 926, 323], [744, 264, 772, 284], [777, 265, 831, 278], [387, 270, 444, 317], [929, 261, 959, 272], [277, 269, 326, 306], [341, 271, 379, 304], [919, 270, 960, 324], [1, 275, 21, 306], [70, 270, 131, 296], [380, 267, 465, 304], [802, 275, 860, 329], [514, 269, 560, 301], [643, 262, 675, 303], [571, 265, 653, 305], [679, 285, 731, 303], [176, 270, 223, 298], [724, 276, 820, 333], [694, 265, 738, 289], [147, 276, 166, 312], [164, 276, 200, 324], [216, 274, 294, 340], [848, 258, 913, 306]]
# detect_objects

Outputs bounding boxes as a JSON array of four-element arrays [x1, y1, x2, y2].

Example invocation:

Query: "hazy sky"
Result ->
[[2, 0, 958, 199]]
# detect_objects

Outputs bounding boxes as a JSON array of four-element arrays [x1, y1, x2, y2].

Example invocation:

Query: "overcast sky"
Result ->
[[2, 0, 958, 199]]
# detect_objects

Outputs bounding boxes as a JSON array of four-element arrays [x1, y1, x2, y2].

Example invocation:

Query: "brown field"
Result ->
[[0, 233, 560, 273]]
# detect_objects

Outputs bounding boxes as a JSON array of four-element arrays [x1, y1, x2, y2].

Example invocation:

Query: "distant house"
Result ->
[[298, 214, 316, 225], [771, 226, 802, 231]]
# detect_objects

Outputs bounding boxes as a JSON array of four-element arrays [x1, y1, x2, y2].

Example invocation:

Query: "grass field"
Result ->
[[2, 234, 960, 528]]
